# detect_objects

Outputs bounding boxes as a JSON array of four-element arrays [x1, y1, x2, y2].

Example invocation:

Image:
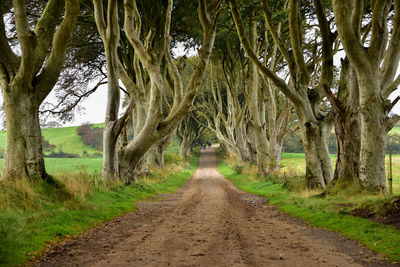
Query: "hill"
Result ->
[[0, 123, 105, 157]]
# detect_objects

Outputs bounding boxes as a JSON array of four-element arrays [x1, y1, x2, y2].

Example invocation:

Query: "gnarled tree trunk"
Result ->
[[0, 0, 79, 180], [358, 78, 387, 189], [324, 59, 361, 189], [2, 91, 45, 179], [333, 0, 400, 191], [300, 117, 333, 188]]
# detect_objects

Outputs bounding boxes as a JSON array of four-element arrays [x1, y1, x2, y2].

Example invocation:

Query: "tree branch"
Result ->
[[260, 0, 292, 69], [383, 73, 400, 98], [314, 0, 335, 90], [114, 97, 135, 141], [39, 80, 107, 117], [13, 0, 35, 84], [35, 0, 80, 102], [368, 0, 390, 66], [289, 0, 308, 83], [380, 0, 400, 92], [228, 0, 301, 106], [93, 0, 106, 40], [332, 0, 369, 71], [33, 0, 64, 75], [118, 61, 140, 100], [0, 9, 19, 77], [164, 0, 184, 117], [123, 0, 152, 69]]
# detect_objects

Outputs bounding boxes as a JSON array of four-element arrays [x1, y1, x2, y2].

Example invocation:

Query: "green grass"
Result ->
[[389, 126, 400, 135], [0, 123, 105, 157], [0, 158, 103, 176], [0, 156, 198, 266], [218, 161, 400, 262]]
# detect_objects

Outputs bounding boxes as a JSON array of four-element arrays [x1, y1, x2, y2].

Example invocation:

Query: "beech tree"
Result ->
[[0, 0, 80, 180], [332, 0, 400, 191], [197, 62, 253, 163], [94, 0, 220, 181], [177, 115, 207, 159], [229, 0, 336, 188], [247, 8, 298, 176], [323, 57, 361, 190]]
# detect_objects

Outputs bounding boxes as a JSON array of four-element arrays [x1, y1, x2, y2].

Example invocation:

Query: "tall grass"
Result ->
[[0, 155, 198, 266]]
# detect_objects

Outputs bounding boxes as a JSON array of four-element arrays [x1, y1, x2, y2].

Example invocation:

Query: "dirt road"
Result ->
[[37, 147, 395, 266]]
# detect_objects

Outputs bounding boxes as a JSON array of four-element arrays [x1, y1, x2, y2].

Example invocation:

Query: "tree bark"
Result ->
[[324, 59, 361, 189], [301, 117, 333, 188], [358, 78, 387, 189], [2, 90, 46, 179]]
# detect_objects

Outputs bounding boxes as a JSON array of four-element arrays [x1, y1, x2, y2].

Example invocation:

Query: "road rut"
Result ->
[[37, 147, 395, 266]]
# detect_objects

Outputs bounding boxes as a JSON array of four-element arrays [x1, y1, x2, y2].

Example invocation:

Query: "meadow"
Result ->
[[0, 123, 104, 157]]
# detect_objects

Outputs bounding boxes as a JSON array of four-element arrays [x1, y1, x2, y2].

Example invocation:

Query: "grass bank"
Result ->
[[0, 156, 198, 266], [218, 159, 400, 262]]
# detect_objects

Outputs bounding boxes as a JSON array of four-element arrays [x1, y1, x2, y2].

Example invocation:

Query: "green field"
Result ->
[[0, 123, 185, 176], [0, 123, 104, 157]]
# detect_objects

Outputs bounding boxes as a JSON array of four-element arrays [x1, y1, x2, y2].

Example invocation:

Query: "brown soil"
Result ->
[[351, 198, 400, 230], [34, 147, 397, 267]]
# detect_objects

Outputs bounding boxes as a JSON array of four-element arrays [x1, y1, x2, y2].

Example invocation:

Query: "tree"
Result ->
[[0, 0, 80, 180], [94, 0, 220, 181], [177, 114, 207, 159], [332, 0, 400, 191], [247, 8, 298, 175], [197, 61, 253, 163], [229, 0, 336, 188], [93, 0, 131, 179], [323, 58, 361, 190]]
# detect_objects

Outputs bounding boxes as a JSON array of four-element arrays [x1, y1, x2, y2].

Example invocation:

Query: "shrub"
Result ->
[[42, 137, 56, 153], [232, 164, 243, 174], [77, 123, 103, 151], [45, 151, 80, 158], [0, 146, 5, 158]]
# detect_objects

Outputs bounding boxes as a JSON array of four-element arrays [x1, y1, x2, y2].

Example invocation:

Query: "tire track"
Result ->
[[36, 147, 396, 267]]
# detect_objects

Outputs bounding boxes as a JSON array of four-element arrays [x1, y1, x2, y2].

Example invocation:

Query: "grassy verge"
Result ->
[[0, 156, 198, 266], [217, 160, 400, 262]]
